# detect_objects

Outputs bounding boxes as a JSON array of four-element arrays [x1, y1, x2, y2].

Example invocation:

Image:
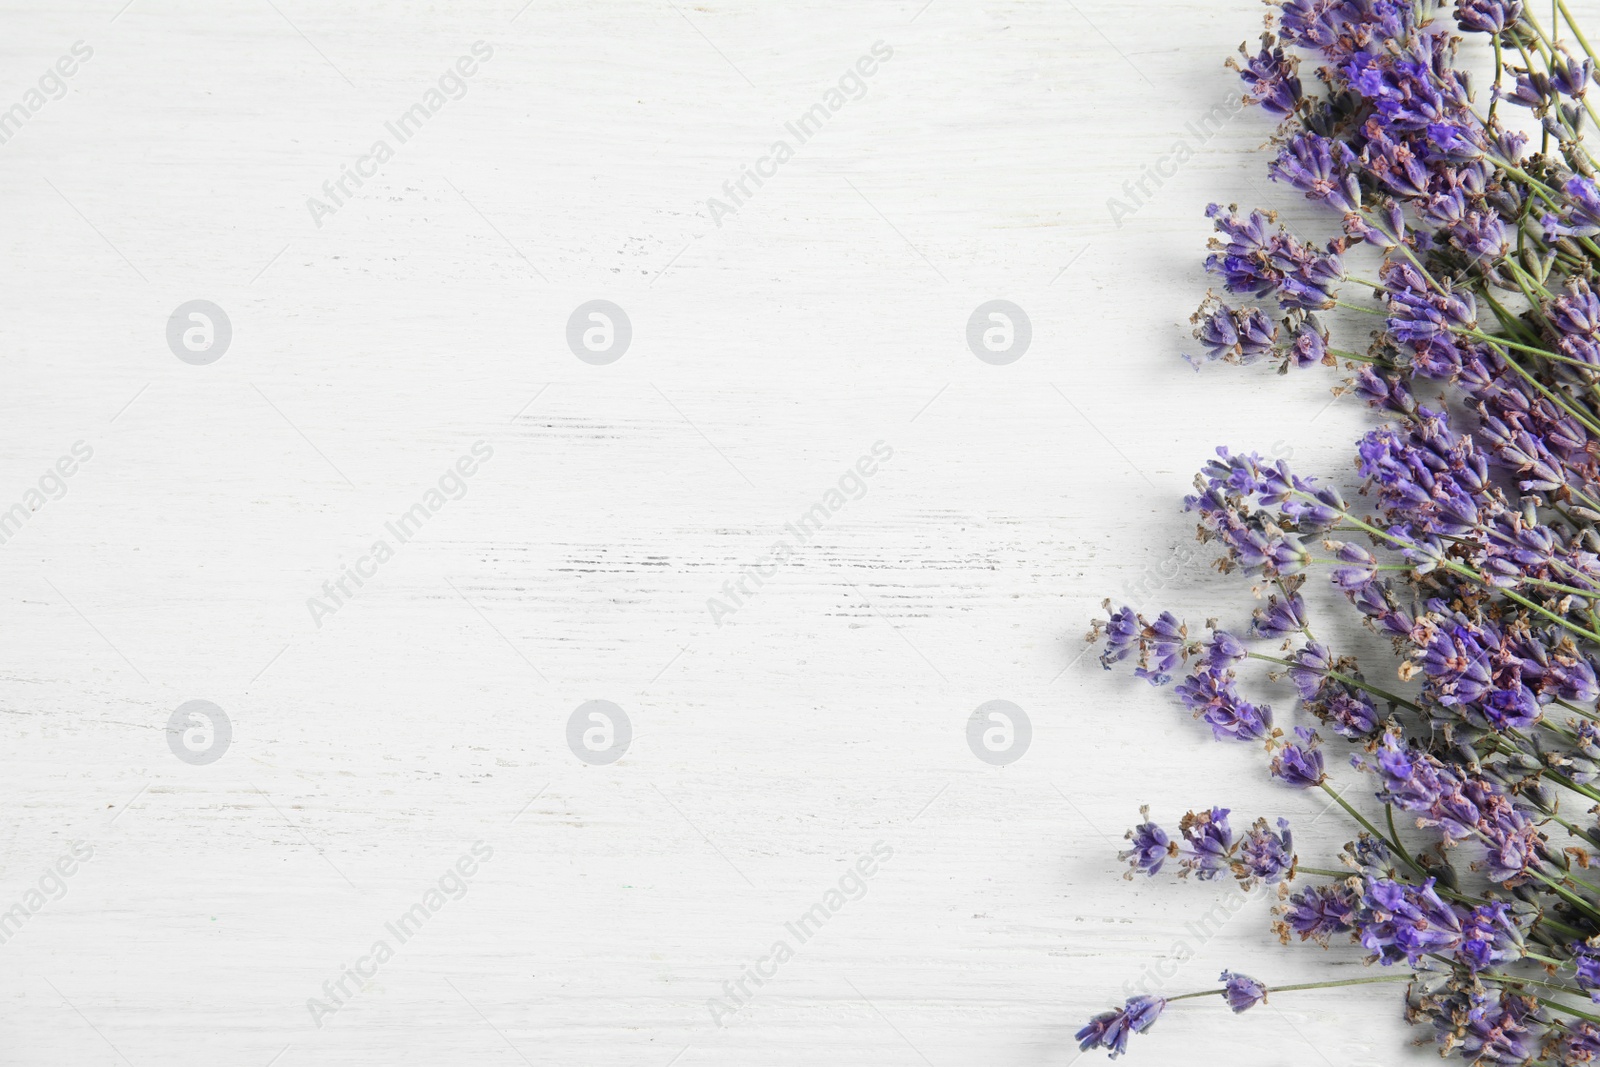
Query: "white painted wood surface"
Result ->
[[0, 1, 1561, 1064]]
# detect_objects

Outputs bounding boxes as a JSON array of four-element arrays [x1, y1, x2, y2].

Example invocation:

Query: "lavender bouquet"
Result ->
[[1081, 0, 1600, 1061]]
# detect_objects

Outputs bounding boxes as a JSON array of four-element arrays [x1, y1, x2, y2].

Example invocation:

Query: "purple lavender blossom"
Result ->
[[1075, 995, 1166, 1059], [1357, 731, 1447, 814], [1279, 882, 1356, 945], [1175, 664, 1273, 742], [1562, 1022, 1600, 1064], [1236, 40, 1302, 117], [1552, 48, 1593, 99], [1456, 901, 1524, 971], [1204, 204, 1345, 311], [1318, 685, 1380, 740], [1189, 303, 1278, 366], [1251, 592, 1308, 639], [1179, 807, 1234, 881], [1121, 811, 1174, 878], [1455, 0, 1522, 34], [1235, 817, 1295, 885], [1269, 132, 1360, 212], [1099, 605, 1140, 669], [1219, 971, 1267, 1013], [1137, 611, 1188, 685], [1270, 728, 1326, 788], [1421, 988, 1547, 1064], [1286, 642, 1334, 701], [1546, 176, 1600, 239], [1204, 630, 1248, 667], [1356, 877, 1464, 966], [1326, 541, 1378, 590]]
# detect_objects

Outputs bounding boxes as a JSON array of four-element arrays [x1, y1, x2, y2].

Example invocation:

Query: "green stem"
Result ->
[[1165, 973, 1416, 1004], [1333, 298, 1385, 317], [1318, 781, 1429, 879], [1385, 804, 1420, 874]]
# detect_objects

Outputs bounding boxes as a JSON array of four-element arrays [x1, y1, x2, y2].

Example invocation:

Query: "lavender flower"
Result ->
[[1099, 604, 1140, 669], [1179, 807, 1235, 881], [1455, 0, 1522, 34], [1251, 591, 1308, 639], [1562, 1022, 1600, 1064], [1268, 132, 1360, 212], [1355, 877, 1464, 966], [1278, 882, 1357, 946], [1138, 611, 1188, 685], [1235, 817, 1294, 885], [1075, 995, 1166, 1059], [1235, 40, 1302, 117], [1121, 809, 1175, 878], [1219, 971, 1267, 1013], [1316, 685, 1380, 740], [1175, 664, 1273, 742], [1204, 204, 1345, 311], [1271, 727, 1326, 788]]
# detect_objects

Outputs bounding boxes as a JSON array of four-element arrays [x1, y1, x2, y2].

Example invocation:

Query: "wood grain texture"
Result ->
[[0, 1, 1568, 1064]]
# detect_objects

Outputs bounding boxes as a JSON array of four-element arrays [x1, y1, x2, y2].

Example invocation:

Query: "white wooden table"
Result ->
[[0, 1, 1527, 1063]]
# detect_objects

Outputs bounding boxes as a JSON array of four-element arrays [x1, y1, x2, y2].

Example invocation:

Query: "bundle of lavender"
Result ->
[[1082, 1, 1600, 1061]]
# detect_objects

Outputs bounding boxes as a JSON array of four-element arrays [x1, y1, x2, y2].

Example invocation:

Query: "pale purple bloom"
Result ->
[[1219, 971, 1267, 1013], [1236, 817, 1294, 885], [1237, 41, 1302, 117], [1280, 882, 1356, 945], [1175, 665, 1272, 742], [1075, 995, 1166, 1059], [1251, 592, 1307, 639], [1099, 605, 1140, 669], [1270, 728, 1326, 787], [1455, 0, 1522, 33], [1137, 611, 1187, 685], [1121, 815, 1173, 878]]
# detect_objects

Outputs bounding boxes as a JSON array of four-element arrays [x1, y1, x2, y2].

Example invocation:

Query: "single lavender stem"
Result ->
[[1164, 973, 1417, 1005]]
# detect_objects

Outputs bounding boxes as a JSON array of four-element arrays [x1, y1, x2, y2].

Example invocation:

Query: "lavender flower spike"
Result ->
[[1120, 806, 1176, 879], [1075, 995, 1166, 1059], [1219, 971, 1267, 1013]]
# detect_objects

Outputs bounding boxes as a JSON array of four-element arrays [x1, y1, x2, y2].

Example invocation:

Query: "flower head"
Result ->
[[1271, 727, 1326, 787], [1178, 807, 1235, 880], [1219, 971, 1267, 1013], [1175, 664, 1273, 742], [1075, 995, 1166, 1059], [1121, 808, 1175, 878], [1455, 0, 1522, 34], [1235, 817, 1294, 885], [1278, 882, 1357, 946]]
